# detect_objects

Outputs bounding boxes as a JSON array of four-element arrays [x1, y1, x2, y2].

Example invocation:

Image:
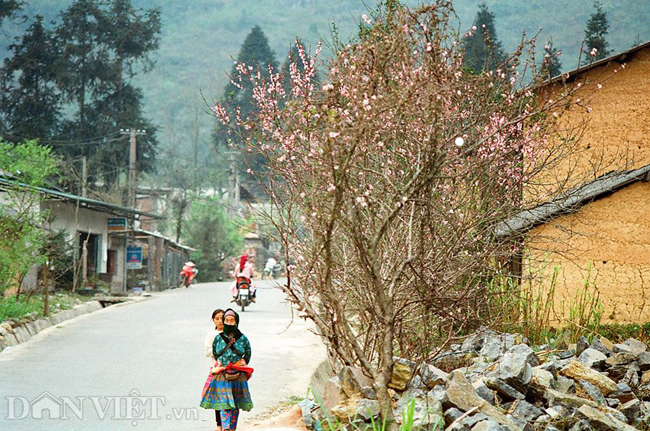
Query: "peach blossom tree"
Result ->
[[213, 0, 584, 424]]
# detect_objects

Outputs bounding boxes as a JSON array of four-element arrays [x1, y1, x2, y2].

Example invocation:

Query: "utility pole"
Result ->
[[81, 156, 87, 198], [120, 128, 146, 209], [226, 150, 240, 212], [119, 128, 146, 292]]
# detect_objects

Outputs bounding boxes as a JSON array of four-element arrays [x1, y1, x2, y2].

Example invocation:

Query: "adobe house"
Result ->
[[502, 41, 650, 324]]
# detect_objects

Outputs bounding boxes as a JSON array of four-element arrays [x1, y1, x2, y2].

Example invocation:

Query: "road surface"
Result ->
[[0, 279, 326, 430]]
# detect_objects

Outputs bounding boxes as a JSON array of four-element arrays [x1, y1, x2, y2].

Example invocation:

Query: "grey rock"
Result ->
[[590, 338, 611, 356], [299, 399, 318, 427], [445, 407, 465, 425], [602, 405, 627, 422], [394, 387, 443, 428], [557, 350, 575, 360], [543, 426, 561, 431], [483, 378, 525, 401], [354, 399, 380, 421], [473, 379, 497, 405], [531, 367, 554, 389], [338, 366, 369, 398], [471, 420, 510, 431], [396, 388, 425, 409], [622, 361, 641, 388], [536, 359, 561, 375], [576, 336, 589, 357], [506, 414, 533, 431], [479, 333, 518, 361], [445, 370, 518, 430], [577, 380, 605, 404], [544, 405, 568, 420], [606, 352, 638, 366], [576, 404, 636, 430], [462, 329, 491, 352], [613, 382, 636, 403], [24, 322, 36, 336], [361, 385, 376, 400], [419, 363, 448, 389], [511, 400, 543, 422], [607, 364, 630, 381], [535, 414, 550, 424], [613, 343, 634, 355], [498, 344, 538, 393], [409, 374, 426, 391], [545, 388, 598, 409], [555, 375, 575, 393], [449, 412, 489, 429], [320, 376, 342, 412], [577, 348, 607, 369], [620, 399, 644, 423], [605, 397, 620, 407], [428, 384, 447, 405], [568, 419, 593, 431], [639, 352, 650, 371], [624, 338, 647, 355]]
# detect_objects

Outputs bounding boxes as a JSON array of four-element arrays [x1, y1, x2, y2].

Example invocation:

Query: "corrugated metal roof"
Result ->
[[542, 40, 650, 86], [109, 228, 195, 252], [0, 177, 164, 220], [496, 163, 650, 238]]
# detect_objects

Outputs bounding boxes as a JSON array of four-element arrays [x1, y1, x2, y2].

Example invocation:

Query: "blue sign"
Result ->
[[126, 246, 143, 269], [107, 217, 127, 231]]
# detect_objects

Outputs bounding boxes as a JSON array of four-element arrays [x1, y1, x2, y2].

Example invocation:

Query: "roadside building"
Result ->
[[504, 42, 650, 323], [0, 177, 195, 293]]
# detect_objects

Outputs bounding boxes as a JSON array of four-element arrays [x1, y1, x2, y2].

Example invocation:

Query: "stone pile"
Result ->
[[308, 329, 650, 430]]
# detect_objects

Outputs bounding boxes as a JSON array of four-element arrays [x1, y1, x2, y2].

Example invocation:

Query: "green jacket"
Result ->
[[212, 333, 252, 366]]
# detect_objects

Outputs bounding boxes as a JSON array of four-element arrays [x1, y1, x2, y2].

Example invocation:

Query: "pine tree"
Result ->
[[0, 0, 23, 26], [214, 26, 277, 198], [53, 0, 160, 189], [463, 2, 506, 74], [2, 15, 61, 142], [222, 25, 277, 122], [540, 39, 562, 79], [583, 0, 610, 63]]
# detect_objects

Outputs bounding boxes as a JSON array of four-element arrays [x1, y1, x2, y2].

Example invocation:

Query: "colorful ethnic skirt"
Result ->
[[200, 372, 253, 411]]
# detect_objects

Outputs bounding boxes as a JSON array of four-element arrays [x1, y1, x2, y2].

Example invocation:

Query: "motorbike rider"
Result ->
[[230, 255, 257, 303], [180, 261, 198, 287], [263, 258, 277, 279]]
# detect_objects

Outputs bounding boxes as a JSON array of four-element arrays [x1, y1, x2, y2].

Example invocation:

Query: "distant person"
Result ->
[[200, 309, 225, 431], [201, 309, 253, 431], [230, 255, 256, 302]]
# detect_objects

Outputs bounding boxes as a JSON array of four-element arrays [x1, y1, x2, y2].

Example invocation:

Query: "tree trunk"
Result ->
[[43, 261, 50, 316], [374, 374, 397, 430]]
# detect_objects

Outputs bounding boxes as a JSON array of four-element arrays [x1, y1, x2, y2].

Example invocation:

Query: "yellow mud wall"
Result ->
[[536, 48, 650, 196], [526, 181, 650, 324]]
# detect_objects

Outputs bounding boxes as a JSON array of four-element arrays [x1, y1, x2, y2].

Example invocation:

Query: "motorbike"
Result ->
[[235, 277, 253, 312], [263, 258, 282, 279], [180, 262, 198, 288]]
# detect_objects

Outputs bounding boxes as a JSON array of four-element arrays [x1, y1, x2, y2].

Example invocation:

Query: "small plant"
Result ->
[[399, 399, 416, 431], [566, 263, 604, 340]]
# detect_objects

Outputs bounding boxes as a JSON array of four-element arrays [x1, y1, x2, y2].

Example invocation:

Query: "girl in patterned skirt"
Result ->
[[201, 309, 225, 431], [200, 308, 253, 431]]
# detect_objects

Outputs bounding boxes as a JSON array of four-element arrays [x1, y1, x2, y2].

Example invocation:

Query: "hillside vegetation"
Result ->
[[2, 0, 649, 168]]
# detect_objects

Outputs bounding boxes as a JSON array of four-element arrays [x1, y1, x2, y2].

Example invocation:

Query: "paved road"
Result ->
[[0, 279, 326, 431]]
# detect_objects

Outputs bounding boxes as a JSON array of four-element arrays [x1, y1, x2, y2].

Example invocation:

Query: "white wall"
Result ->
[[41, 200, 109, 273]]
